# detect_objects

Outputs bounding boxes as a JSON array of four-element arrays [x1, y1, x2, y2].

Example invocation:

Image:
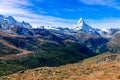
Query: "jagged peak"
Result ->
[[75, 18, 90, 31], [22, 21, 32, 28], [6, 16, 17, 22], [77, 18, 84, 28], [78, 18, 84, 23], [22, 21, 29, 24], [74, 18, 100, 35], [0, 14, 32, 29]]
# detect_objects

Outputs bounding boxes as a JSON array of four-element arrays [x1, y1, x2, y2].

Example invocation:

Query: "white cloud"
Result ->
[[0, 0, 76, 28]]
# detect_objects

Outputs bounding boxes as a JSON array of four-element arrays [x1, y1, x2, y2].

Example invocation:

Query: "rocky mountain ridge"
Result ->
[[0, 15, 32, 31], [0, 14, 120, 54]]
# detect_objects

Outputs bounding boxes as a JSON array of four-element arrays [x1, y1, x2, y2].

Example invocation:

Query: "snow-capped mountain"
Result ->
[[39, 18, 101, 36], [1, 14, 119, 54], [1, 14, 120, 40], [72, 18, 101, 39], [39, 26, 71, 31], [4, 16, 17, 24], [21, 21, 32, 29], [74, 18, 97, 33], [95, 28, 120, 38], [0, 14, 32, 31], [39, 26, 61, 30]]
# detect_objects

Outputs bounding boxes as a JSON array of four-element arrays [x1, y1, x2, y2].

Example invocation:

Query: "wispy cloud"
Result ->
[[62, 8, 76, 12], [86, 18, 120, 29], [79, 0, 120, 9], [79, 0, 113, 5], [0, 0, 76, 28]]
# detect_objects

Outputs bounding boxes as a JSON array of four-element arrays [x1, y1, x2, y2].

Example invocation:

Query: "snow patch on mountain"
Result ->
[[0, 14, 32, 31]]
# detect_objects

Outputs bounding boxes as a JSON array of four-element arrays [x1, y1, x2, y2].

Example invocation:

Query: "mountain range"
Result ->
[[0, 14, 120, 57], [0, 14, 120, 78], [0, 14, 120, 56]]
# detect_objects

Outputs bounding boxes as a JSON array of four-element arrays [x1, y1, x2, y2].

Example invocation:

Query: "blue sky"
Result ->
[[0, 0, 120, 28]]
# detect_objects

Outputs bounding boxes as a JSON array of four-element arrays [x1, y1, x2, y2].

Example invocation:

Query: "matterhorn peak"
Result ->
[[74, 18, 98, 33], [74, 18, 87, 31], [77, 18, 84, 29]]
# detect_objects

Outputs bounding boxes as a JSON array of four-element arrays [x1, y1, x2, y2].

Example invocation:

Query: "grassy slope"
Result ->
[[1, 52, 120, 80]]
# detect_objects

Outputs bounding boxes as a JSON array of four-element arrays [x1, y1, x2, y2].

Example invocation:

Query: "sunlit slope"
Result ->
[[1, 52, 120, 80]]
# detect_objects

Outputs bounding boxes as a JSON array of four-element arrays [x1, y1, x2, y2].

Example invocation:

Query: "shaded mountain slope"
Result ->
[[0, 41, 96, 76], [0, 40, 20, 55], [107, 32, 120, 53]]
